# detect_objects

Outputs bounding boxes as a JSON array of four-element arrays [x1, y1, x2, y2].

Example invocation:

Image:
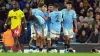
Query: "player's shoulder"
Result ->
[[8, 10, 13, 13], [36, 16, 44, 20], [18, 9, 24, 12], [70, 9, 76, 13], [32, 8, 36, 11], [58, 11, 62, 13], [61, 9, 66, 12]]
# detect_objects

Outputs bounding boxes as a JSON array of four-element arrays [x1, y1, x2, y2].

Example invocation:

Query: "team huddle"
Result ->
[[4, 1, 77, 53]]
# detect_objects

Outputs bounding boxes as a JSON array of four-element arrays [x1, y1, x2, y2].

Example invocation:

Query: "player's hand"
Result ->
[[24, 28, 27, 33], [25, 29, 27, 33], [4, 24, 7, 29]]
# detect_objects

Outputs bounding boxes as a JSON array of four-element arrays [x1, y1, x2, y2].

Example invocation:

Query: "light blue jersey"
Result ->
[[31, 16, 47, 32], [44, 11, 51, 32], [32, 8, 45, 18], [31, 8, 47, 32], [62, 9, 77, 30], [49, 11, 63, 33]]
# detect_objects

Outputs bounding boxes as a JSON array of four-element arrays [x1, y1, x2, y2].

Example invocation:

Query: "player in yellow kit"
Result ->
[[4, 1, 27, 52]]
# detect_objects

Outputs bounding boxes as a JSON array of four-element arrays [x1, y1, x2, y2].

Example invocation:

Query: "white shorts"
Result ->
[[63, 28, 74, 38], [31, 25, 48, 38], [50, 30, 60, 38]]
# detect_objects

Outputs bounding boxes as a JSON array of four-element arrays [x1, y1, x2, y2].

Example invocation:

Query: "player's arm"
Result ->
[[34, 25, 38, 37], [21, 10, 27, 30], [4, 16, 11, 29], [73, 19, 78, 32], [73, 10, 78, 33], [22, 17, 27, 30], [44, 17, 49, 20]]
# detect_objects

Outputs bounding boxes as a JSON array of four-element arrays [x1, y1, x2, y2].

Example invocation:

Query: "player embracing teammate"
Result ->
[[30, 1, 77, 53], [4, 1, 77, 53]]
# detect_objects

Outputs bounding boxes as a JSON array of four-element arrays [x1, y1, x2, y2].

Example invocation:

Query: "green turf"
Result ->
[[0, 53, 99, 56]]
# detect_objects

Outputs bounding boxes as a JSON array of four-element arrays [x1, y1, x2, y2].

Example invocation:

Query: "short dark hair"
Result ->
[[48, 4, 53, 6], [38, 2, 44, 8], [66, 1, 72, 4], [53, 3, 59, 8]]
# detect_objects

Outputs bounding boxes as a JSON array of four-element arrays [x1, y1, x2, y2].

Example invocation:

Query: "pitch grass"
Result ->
[[0, 53, 99, 56]]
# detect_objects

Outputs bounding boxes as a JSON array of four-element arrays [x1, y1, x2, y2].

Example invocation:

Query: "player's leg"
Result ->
[[47, 33, 52, 52], [48, 30, 60, 53], [29, 37, 36, 50], [10, 37, 17, 52], [16, 26, 22, 52], [50, 30, 58, 48], [29, 24, 37, 50], [39, 36, 44, 52], [16, 37, 22, 52], [64, 29, 74, 50], [43, 28, 48, 49], [36, 36, 40, 50], [10, 29, 18, 52], [65, 35, 71, 49]]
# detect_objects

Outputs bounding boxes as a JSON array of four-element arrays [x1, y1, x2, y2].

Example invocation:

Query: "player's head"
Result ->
[[38, 2, 45, 11], [42, 5, 47, 12], [53, 3, 59, 10], [48, 4, 54, 12], [66, 1, 72, 10], [12, 1, 19, 9]]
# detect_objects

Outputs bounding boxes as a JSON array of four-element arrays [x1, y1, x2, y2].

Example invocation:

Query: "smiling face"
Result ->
[[66, 4, 72, 10]]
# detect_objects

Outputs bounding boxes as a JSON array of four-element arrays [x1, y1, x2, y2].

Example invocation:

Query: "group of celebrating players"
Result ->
[[4, 0, 77, 53]]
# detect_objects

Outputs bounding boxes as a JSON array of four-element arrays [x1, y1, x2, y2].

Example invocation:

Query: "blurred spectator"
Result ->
[[88, 0, 95, 7], [95, 12, 100, 21], [76, 22, 91, 42], [6, 0, 12, 10], [99, 0, 100, 8], [78, 16, 84, 29], [79, 30, 88, 43], [95, 7, 100, 13], [22, 3, 32, 43], [83, 0, 90, 10], [23, 3, 32, 21], [86, 28, 100, 43], [79, 8, 86, 17], [92, 12, 100, 29], [76, 2, 84, 15], [19, 0, 27, 10], [0, 4, 8, 22], [83, 10, 94, 24], [30, 0, 40, 8], [0, 0, 5, 10]]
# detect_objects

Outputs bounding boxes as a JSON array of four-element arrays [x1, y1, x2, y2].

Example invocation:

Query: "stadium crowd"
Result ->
[[0, 0, 100, 52]]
